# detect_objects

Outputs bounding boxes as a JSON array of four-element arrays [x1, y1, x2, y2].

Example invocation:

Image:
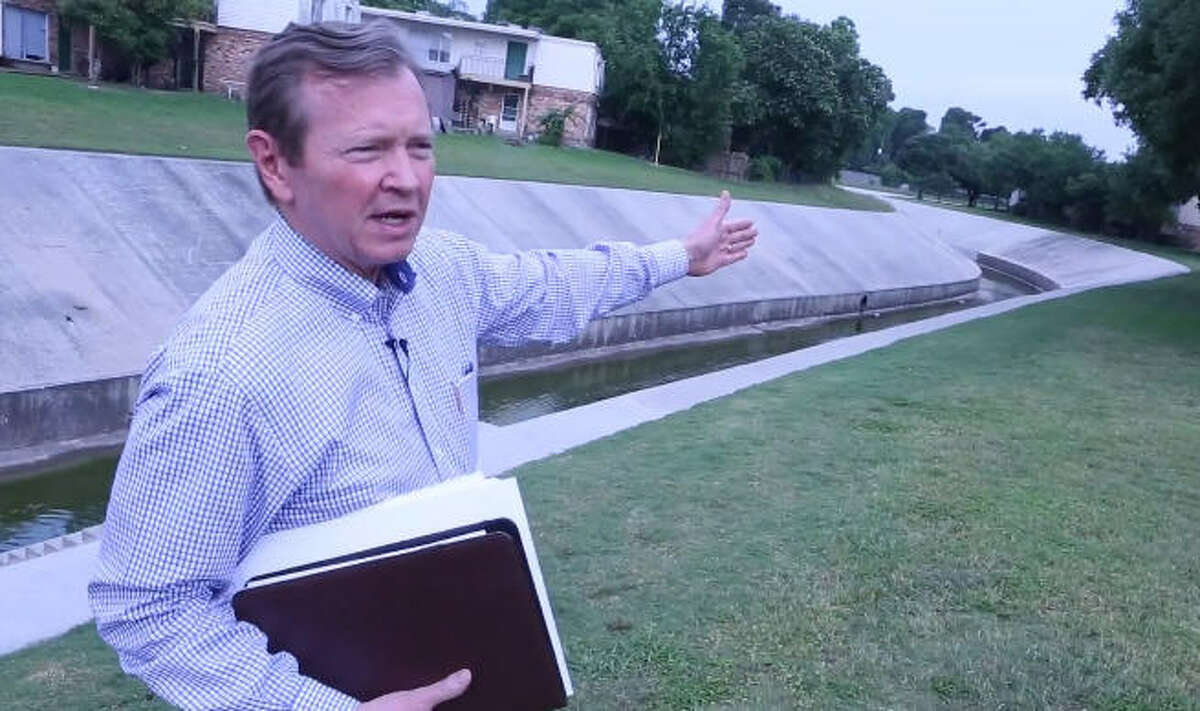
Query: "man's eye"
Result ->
[[349, 144, 381, 155]]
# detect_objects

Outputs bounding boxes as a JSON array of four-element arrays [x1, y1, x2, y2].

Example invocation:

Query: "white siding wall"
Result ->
[[1176, 197, 1200, 228], [218, 0, 360, 32], [300, 0, 361, 24], [534, 36, 601, 94], [217, 1, 296, 33]]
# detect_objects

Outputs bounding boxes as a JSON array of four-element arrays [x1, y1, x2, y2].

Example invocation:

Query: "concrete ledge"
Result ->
[[482, 277, 979, 364], [0, 376, 139, 451], [977, 252, 1060, 291]]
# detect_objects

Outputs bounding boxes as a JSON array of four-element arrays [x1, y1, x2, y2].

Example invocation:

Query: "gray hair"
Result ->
[[246, 21, 417, 197]]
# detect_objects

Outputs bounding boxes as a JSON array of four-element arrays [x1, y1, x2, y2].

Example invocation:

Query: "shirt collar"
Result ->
[[267, 218, 416, 316]]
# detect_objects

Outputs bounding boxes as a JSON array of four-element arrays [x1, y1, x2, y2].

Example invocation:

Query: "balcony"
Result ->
[[457, 54, 532, 87]]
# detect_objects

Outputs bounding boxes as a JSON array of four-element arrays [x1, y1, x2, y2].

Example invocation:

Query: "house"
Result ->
[[361, 7, 605, 147], [202, 0, 362, 95], [1168, 196, 1200, 245]]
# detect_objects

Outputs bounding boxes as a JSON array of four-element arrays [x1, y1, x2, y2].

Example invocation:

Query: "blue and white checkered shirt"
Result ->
[[89, 218, 689, 710]]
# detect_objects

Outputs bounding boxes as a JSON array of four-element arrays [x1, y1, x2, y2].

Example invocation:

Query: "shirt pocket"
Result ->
[[450, 367, 478, 470]]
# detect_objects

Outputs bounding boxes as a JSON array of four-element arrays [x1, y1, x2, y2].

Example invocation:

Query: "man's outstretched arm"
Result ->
[[467, 191, 757, 346]]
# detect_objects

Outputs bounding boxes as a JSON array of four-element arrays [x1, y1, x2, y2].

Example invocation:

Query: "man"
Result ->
[[89, 21, 756, 711]]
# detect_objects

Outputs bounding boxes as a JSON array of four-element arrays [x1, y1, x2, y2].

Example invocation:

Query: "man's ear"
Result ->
[[246, 130, 295, 205]]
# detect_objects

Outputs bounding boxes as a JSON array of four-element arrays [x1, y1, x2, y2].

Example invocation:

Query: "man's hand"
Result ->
[[682, 190, 758, 276], [359, 669, 471, 710]]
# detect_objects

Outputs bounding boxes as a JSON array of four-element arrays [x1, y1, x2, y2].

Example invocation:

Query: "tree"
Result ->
[[1084, 0, 1200, 200], [370, 0, 474, 20], [720, 0, 779, 31], [1105, 146, 1178, 239], [886, 107, 929, 160], [938, 106, 984, 142], [896, 133, 955, 200], [936, 107, 986, 206], [731, 14, 892, 180], [59, 0, 210, 86], [484, 0, 606, 37]]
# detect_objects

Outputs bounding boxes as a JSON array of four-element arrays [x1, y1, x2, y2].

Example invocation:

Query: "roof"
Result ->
[[361, 7, 540, 40]]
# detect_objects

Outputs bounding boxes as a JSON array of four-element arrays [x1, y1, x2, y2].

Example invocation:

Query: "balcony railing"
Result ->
[[457, 55, 532, 83]]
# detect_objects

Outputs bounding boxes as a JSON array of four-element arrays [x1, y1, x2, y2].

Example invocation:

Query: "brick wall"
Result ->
[[527, 85, 597, 147], [202, 26, 271, 95], [4, 0, 60, 67], [453, 82, 513, 132]]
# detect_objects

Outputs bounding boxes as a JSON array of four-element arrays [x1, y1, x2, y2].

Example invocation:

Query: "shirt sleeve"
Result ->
[[466, 238, 691, 347], [88, 360, 359, 711]]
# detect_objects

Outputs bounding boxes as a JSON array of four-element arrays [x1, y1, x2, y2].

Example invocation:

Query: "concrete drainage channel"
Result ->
[[0, 271, 1034, 557]]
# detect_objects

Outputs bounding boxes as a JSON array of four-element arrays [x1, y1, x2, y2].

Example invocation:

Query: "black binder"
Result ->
[[233, 518, 567, 709]]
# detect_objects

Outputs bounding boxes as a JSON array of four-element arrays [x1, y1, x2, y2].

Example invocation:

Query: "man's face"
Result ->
[[280, 68, 434, 281]]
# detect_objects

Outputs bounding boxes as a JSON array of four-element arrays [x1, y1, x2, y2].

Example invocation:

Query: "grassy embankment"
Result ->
[[1, 239, 1197, 707], [0, 72, 886, 211]]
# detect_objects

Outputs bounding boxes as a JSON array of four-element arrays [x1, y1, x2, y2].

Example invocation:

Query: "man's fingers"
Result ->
[[710, 190, 732, 223], [408, 669, 472, 706], [724, 218, 754, 232], [728, 226, 757, 243]]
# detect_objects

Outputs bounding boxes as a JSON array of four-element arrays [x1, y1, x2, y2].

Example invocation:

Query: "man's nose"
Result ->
[[380, 149, 420, 193]]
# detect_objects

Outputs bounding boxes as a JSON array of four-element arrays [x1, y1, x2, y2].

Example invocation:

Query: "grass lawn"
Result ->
[[3, 247, 1198, 708], [0, 72, 886, 211]]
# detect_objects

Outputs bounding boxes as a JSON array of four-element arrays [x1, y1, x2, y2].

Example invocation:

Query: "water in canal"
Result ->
[[0, 273, 1033, 552]]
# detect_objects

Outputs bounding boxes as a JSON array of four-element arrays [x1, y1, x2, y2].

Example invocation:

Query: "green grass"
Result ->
[[4, 252, 1198, 708], [0, 72, 887, 211]]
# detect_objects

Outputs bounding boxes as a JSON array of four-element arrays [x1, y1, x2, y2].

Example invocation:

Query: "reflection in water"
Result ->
[[0, 273, 1033, 551], [0, 455, 118, 552]]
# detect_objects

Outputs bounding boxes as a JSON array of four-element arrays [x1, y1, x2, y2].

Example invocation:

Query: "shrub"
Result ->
[[879, 162, 907, 187], [748, 154, 784, 182], [537, 107, 575, 147]]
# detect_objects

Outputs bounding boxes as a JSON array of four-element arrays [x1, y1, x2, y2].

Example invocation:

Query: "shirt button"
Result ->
[[350, 313, 362, 323], [433, 447, 445, 459]]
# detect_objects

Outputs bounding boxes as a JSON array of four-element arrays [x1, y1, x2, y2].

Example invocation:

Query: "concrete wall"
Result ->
[[0, 147, 990, 453], [868, 194, 1186, 289]]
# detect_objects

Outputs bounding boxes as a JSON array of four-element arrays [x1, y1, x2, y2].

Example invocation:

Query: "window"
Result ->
[[427, 33, 451, 64], [2, 5, 49, 62]]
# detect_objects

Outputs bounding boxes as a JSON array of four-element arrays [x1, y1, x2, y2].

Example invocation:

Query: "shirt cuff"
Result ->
[[645, 239, 691, 286], [295, 676, 361, 710]]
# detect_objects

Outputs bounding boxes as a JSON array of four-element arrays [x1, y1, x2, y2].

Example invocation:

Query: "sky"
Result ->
[[463, 0, 1138, 160]]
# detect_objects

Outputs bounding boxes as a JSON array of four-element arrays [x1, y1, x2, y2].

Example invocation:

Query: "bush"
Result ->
[[537, 107, 575, 147], [748, 154, 784, 182], [879, 162, 907, 187]]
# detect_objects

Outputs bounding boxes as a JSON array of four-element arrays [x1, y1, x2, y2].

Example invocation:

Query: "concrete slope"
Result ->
[[872, 193, 1188, 289], [0, 146, 980, 393]]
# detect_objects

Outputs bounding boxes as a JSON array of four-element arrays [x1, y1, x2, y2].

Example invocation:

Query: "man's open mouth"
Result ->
[[372, 209, 416, 225]]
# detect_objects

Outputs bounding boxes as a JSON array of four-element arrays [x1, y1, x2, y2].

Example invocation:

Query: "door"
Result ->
[[2, 6, 22, 59], [500, 93, 520, 133], [504, 41, 526, 80], [2, 6, 48, 61], [20, 8, 48, 61]]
